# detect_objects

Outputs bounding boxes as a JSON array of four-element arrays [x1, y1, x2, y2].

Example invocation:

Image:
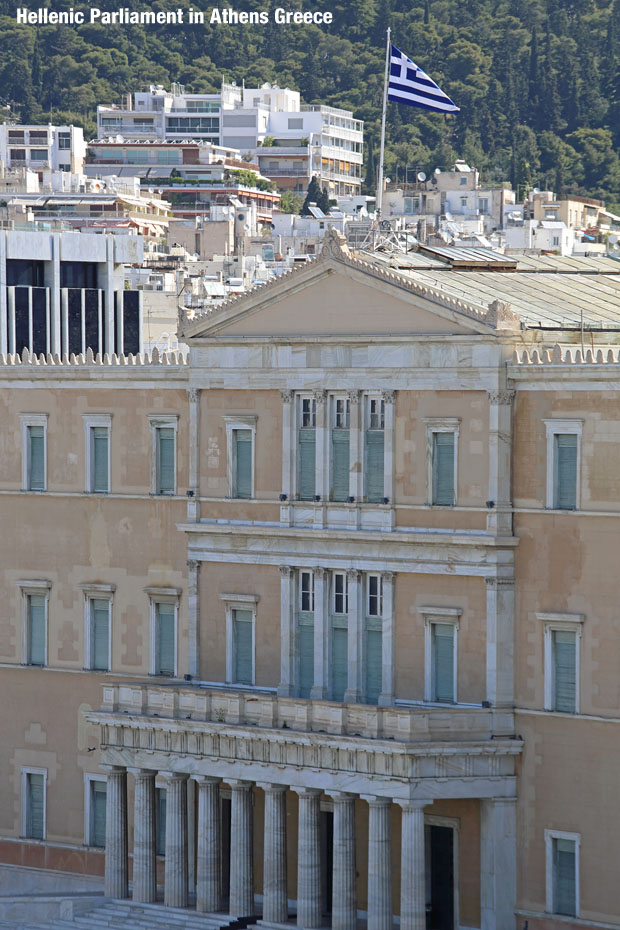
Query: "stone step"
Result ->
[[0, 900, 256, 930]]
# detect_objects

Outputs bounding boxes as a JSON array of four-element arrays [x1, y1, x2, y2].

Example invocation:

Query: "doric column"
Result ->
[[348, 390, 363, 501], [228, 780, 254, 916], [129, 768, 156, 903], [295, 788, 322, 929], [486, 389, 515, 536], [382, 391, 396, 505], [187, 387, 201, 521], [195, 776, 221, 913], [259, 783, 288, 923], [310, 566, 328, 700], [278, 565, 295, 697], [398, 800, 431, 930], [480, 798, 516, 930], [344, 569, 362, 703], [329, 792, 356, 930], [103, 765, 129, 899], [485, 576, 515, 708], [163, 772, 189, 908], [314, 391, 329, 503], [378, 571, 395, 706], [364, 796, 392, 930], [187, 558, 201, 680]]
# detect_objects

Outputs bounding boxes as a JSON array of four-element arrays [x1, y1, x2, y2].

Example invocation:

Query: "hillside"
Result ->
[[1, 0, 620, 207]]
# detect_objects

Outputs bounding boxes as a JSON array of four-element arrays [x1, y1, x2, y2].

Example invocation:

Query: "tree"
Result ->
[[279, 190, 304, 214], [301, 176, 323, 214]]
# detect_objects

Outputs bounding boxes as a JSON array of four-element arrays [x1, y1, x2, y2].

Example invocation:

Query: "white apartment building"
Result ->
[[0, 124, 86, 174]]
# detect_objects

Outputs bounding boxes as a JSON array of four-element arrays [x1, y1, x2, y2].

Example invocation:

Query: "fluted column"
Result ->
[[195, 776, 221, 913], [295, 788, 322, 929], [229, 780, 254, 916], [129, 768, 156, 903], [330, 792, 356, 930], [103, 765, 129, 899], [364, 796, 392, 930], [259, 783, 288, 923], [398, 800, 431, 930], [163, 772, 189, 908]]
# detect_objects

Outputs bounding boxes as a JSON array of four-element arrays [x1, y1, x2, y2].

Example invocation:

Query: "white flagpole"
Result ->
[[376, 26, 391, 218]]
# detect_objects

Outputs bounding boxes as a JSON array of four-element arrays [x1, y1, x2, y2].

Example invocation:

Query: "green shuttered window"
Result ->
[[331, 430, 350, 501], [432, 432, 455, 505], [91, 599, 110, 671], [234, 429, 252, 499], [156, 428, 175, 495], [26, 773, 44, 839], [554, 434, 578, 510], [553, 837, 576, 916], [28, 594, 46, 666], [91, 427, 109, 493], [365, 626, 382, 705], [156, 602, 175, 676], [331, 625, 348, 702], [28, 426, 45, 491], [298, 621, 314, 699], [90, 781, 107, 848], [432, 623, 455, 703], [365, 429, 384, 502], [553, 630, 576, 713], [298, 429, 316, 500], [233, 609, 253, 684]]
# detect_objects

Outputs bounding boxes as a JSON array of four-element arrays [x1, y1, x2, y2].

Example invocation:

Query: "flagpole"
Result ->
[[376, 26, 391, 219]]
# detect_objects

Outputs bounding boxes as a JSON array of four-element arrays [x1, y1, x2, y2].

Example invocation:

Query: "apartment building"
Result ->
[[1, 236, 620, 929], [0, 124, 86, 175]]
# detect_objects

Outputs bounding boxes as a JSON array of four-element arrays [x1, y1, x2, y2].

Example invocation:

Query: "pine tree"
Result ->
[[528, 27, 539, 122], [301, 176, 323, 215], [318, 187, 331, 214], [424, 0, 431, 25]]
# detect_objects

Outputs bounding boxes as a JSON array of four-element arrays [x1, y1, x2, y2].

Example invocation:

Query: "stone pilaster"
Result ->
[[310, 566, 328, 700], [378, 571, 396, 706], [314, 391, 329, 504], [163, 772, 189, 908], [186, 558, 201, 680], [398, 800, 431, 930], [330, 792, 356, 930], [102, 765, 129, 899], [295, 788, 322, 929], [280, 389, 295, 504], [344, 569, 362, 703], [228, 780, 254, 916], [278, 565, 295, 697], [486, 389, 515, 536], [195, 776, 221, 913], [129, 768, 156, 903], [480, 798, 517, 930], [259, 783, 288, 923], [348, 390, 363, 501], [187, 387, 201, 521], [364, 796, 392, 930], [485, 576, 515, 707], [382, 390, 395, 506]]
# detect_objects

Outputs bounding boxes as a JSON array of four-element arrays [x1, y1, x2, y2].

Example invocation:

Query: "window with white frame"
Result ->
[[365, 574, 383, 704], [544, 420, 583, 511], [147, 588, 181, 677], [365, 397, 385, 503], [298, 396, 316, 501], [426, 419, 460, 506], [83, 415, 111, 493], [331, 572, 349, 701], [148, 415, 178, 496], [18, 580, 50, 667], [224, 416, 257, 500], [298, 570, 315, 698], [20, 414, 47, 491], [221, 594, 258, 686], [421, 608, 461, 703], [331, 397, 350, 502], [84, 775, 107, 848], [22, 768, 46, 840], [545, 829, 579, 917], [538, 612, 583, 713], [81, 584, 114, 672]]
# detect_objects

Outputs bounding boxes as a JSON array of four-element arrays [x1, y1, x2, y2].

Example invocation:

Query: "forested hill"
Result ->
[[1, 0, 620, 207]]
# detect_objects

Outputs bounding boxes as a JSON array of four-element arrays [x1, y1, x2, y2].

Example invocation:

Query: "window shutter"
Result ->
[[554, 838, 576, 916], [365, 430, 384, 502], [92, 599, 110, 671], [553, 630, 576, 712], [555, 434, 577, 510], [157, 603, 175, 676], [332, 626, 348, 701], [432, 623, 454, 702], [433, 433, 455, 505], [92, 781, 107, 847], [92, 427, 109, 492], [28, 426, 45, 491], [157, 428, 175, 494], [156, 788, 166, 855], [27, 774, 44, 839], [298, 622, 314, 698], [28, 595, 46, 666], [233, 609, 253, 684], [298, 429, 316, 500], [332, 430, 350, 502], [234, 430, 252, 499], [365, 627, 382, 705]]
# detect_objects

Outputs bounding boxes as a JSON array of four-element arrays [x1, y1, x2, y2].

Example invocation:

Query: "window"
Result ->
[[222, 594, 257, 686], [298, 571, 314, 698], [83, 588, 113, 672], [20, 414, 47, 491], [156, 787, 166, 855], [288, 118, 304, 129], [225, 417, 257, 500], [426, 419, 460, 506], [22, 769, 46, 840], [539, 612, 583, 713], [148, 416, 178, 496], [331, 398, 350, 502], [422, 608, 461, 703], [58, 133, 71, 150], [298, 397, 316, 501], [22, 586, 49, 667], [331, 573, 349, 702], [85, 776, 107, 847], [545, 420, 583, 511], [365, 575, 383, 705], [479, 198, 489, 213], [29, 149, 49, 162], [147, 588, 181, 677], [367, 574, 383, 617], [365, 397, 385, 503], [83, 415, 111, 493], [459, 177, 467, 185], [545, 830, 579, 917]]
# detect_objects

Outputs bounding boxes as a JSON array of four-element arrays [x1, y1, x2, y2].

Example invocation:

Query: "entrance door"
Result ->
[[427, 825, 454, 930], [320, 809, 334, 916]]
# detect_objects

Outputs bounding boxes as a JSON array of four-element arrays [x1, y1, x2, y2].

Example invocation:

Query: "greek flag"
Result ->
[[388, 44, 459, 113]]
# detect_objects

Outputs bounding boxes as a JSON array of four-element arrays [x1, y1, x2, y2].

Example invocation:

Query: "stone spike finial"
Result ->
[[575, 349, 584, 363], [21, 347, 30, 364], [531, 349, 541, 364], [585, 349, 594, 363], [95, 352, 103, 365], [596, 349, 604, 363], [103, 352, 111, 365], [69, 353, 77, 365], [608, 349, 616, 363], [552, 344, 562, 363], [543, 349, 552, 363], [111, 353, 119, 365], [85, 347, 95, 364], [120, 353, 127, 365], [151, 347, 160, 364]]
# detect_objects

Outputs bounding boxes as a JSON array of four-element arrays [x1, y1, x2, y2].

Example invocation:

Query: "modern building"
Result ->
[[0, 124, 87, 175], [2, 238, 620, 929]]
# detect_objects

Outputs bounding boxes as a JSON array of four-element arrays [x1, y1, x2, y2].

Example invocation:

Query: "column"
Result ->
[[130, 768, 156, 904], [187, 387, 201, 522], [382, 391, 395, 505], [344, 569, 362, 703], [295, 788, 322, 929], [163, 772, 189, 909], [398, 800, 431, 930], [278, 565, 295, 698], [480, 798, 516, 930], [259, 783, 288, 924], [103, 765, 129, 899], [330, 792, 356, 930], [378, 571, 395, 706], [485, 576, 515, 708], [186, 558, 201, 680], [314, 391, 329, 504], [364, 796, 392, 930], [310, 566, 328, 700], [195, 776, 221, 913], [348, 390, 363, 501], [486, 390, 515, 536], [229, 780, 254, 916], [280, 390, 295, 503]]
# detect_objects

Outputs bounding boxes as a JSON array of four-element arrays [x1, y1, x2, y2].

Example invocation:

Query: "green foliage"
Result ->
[[279, 190, 304, 214]]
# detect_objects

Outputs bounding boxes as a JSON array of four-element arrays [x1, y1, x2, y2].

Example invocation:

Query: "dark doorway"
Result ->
[[427, 825, 454, 930], [320, 809, 333, 916], [221, 796, 231, 905]]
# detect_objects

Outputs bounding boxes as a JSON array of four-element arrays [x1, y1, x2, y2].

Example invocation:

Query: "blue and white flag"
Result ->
[[388, 44, 459, 113]]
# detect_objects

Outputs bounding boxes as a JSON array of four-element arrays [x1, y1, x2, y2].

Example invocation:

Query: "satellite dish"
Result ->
[[417, 171, 426, 182], [237, 213, 245, 222], [380, 220, 391, 231], [434, 168, 441, 175]]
